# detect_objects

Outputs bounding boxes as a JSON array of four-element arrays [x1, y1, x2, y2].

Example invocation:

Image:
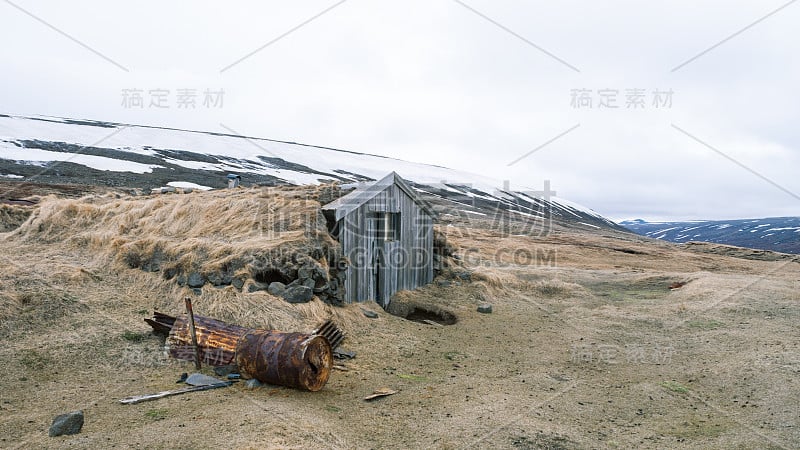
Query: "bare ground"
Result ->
[[1, 211, 799, 449]]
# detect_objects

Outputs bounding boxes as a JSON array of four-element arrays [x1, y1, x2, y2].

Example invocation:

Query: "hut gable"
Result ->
[[322, 172, 435, 221], [322, 172, 435, 308]]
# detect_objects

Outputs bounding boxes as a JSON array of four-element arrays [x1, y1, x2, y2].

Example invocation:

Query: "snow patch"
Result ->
[[167, 181, 213, 191]]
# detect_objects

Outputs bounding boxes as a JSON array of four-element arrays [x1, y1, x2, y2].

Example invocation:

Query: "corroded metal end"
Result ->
[[235, 331, 333, 392]]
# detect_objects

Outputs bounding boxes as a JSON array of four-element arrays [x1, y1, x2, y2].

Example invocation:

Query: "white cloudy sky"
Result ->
[[1, 0, 798, 221]]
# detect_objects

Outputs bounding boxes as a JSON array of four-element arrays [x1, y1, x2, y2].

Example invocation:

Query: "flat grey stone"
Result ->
[[185, 373, 226, 386], [247, 281, 268, 293], [361, 308, 379, 319], [477, 303, 493, 314]]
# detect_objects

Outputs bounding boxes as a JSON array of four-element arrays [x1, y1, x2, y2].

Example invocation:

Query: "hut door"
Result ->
[[370, 212, 400, 308]]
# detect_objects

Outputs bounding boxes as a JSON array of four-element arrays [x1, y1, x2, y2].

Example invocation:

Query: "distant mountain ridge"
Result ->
[[620, 217, 800, 254], [0, 114, 625, 233]]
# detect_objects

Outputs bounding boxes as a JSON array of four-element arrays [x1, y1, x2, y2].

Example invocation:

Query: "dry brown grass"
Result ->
[[7, 186, 344, 296], [0, 203, 32, 232]]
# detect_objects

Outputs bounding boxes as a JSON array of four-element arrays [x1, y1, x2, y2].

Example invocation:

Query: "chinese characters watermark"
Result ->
[[570, 88, 674, 109], [121, 88, 225, 109]]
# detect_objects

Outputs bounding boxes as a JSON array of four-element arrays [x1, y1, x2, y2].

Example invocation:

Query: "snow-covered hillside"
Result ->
[[621, 217, 800, 254], [0, 114, 622, 231]]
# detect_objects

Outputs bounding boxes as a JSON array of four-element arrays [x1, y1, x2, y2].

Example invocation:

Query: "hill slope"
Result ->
[[0, 114, 624, 233], [621, 217, 800, 254]]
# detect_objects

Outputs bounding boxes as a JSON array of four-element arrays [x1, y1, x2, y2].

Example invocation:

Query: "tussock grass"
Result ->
[[10, 186, 342, 290], [0, 185, 362, 336], [0, 204, 32, 232]]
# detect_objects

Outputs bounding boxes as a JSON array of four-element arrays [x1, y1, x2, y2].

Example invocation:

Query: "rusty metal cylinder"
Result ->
[[235, 330, 332, 392]]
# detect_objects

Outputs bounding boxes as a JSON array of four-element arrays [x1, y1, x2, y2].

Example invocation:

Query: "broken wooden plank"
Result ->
[[184, 297, 201, 370], [119, 381, 232, 405], [364, 387, 397, 401]]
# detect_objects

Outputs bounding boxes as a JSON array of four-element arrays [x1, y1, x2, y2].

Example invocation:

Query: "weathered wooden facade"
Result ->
[[322, 172, 435, 307]]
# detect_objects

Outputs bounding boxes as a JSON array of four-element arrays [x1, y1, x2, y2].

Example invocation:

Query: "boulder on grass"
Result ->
[[49, 410, 84, 437]]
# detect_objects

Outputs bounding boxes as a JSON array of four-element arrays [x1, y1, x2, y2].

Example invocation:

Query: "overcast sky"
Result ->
[[2, 1, 799, 221]]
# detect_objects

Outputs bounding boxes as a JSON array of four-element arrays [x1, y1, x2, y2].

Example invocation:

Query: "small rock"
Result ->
[[187, 272, 205, 288], [298, 266, 312, 280], [213, 365, 237, 377], [267, 282, 286, 296], [282, 285, 314, 303], [361, 308, 379, 319], [312, 265, 329, 282], [247, 281, 268, 293], [163, 267, 178, 280], [49, 410, 84, 437], [477, 303, 493, 314], [437, 280, 452, 287], [206, 271, 224, 286], [221, 270, 234, 285], [302, 278, 316, 289], [243, 379, 263, 390], [231, 277, 245, 290], [333, 348, 357, 359]]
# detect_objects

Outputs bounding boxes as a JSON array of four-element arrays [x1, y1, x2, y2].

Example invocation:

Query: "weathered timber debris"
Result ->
[[313, 320, 344, 350], [146, 312, 337, 391], [364, 387, 397, 401], [120, 379, 232, 405]]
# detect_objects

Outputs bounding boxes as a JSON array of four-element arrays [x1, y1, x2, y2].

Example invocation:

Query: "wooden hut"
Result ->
[[227, 174, 241, 188], [322, 172, 435, 308]]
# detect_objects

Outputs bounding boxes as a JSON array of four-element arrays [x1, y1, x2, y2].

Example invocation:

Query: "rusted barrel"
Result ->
[[235, 331, 332, 392]]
